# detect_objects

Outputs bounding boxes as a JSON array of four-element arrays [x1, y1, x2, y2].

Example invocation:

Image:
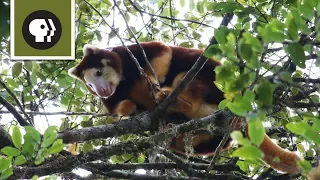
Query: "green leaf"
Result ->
[[297, 160, 312, 172], [21, 141, 35, 157], [285, 12, 299, 41], [82, 142, 93, 152], [248, 117, 265, 146], [32, 175, 39, 180], [0, 157, 11, 173], [242, 32, 263, 52], [192, 31, 201, 39], [12, 126, 22, 149], [286, 43, 306, 68], [179, 41, 194, 48], [34, 153, 45, 165], [228, 73, 250, 92], [81, 120, 93, 127], [218, 99, 228, 109], [215, 66, 234, 81], [286, 122, 320, 145], [1, 147, 20, 157], [278, 72, 293, 83], [48, 139, 64, 154], [204, 45, 222, 59], [230, 131, 243, 141], [180, 0, 185, 7], [5, 78, 19, 89], [233, 145, 264, 159], [138, 154, 145, 164], [24, 126, 41, 144], [227, 103, 247, 116], [230, 131, 252, 146], [196, 1, 204, 14], [312, 118, 320, 133], [299, 0, 314, 20], [257, 82, 276, 108], [14, 155, 27, 165], [41, 132, 57, 148], [11, 62, 22, 77], [0, 167, 13, 179], [74, 88, 85, 97], [214, 28, 227, 44], [244, 90, 255, 102], [189, 0, 195, 10], [43, 126, 58, 138], [221, 3, 239, 13], [238, 40, 253, 61], [263, 20, 286, 42], [24, 61, 33, 72]]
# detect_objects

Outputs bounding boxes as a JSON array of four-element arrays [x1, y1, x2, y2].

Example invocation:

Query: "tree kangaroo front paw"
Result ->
[[155, 87, 192, 112]]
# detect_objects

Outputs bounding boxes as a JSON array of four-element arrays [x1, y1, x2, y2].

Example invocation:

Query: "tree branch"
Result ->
[[58, 110, 232, 144], [293, 78, 320, 84], [83, 161, 242, 172], [0, 110, 115, 117], [0, 125, 13, 149], [0, 94, 31, 126], [13, 111, 233, 179]]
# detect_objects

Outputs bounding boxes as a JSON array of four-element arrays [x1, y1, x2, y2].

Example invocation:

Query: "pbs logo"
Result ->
[[22, 10, 62, 50]]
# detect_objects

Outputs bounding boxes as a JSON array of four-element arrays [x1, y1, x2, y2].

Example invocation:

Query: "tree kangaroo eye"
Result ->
[[88, 83, 93, 88], [96, 70, 102, 77]]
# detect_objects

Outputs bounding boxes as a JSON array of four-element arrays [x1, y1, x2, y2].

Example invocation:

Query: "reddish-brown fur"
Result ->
[[69, 41, 300, 174]]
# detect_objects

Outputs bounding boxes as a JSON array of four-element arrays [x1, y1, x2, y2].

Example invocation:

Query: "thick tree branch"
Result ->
[[13, 111, 233, 179], [0, 94, 31, 126], [83, 162, 242, 172], [58, 110, 232, 144], [58, 112, 154, 143], [0, 125, 13, 149], [87, 170, 202, 180]]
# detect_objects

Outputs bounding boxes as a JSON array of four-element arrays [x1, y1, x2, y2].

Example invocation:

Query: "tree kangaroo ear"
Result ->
[[83, 44, 99, 56], [68, 66, 82, 81]]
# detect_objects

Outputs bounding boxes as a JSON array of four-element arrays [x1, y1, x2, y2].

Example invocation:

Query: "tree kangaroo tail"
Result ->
[[259, 134, 301, 174]]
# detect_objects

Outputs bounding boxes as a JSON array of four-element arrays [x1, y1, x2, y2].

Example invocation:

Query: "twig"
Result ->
[[113, 0, 161, 96], [285, 102, 320, 108], [158, 147, 246, 179], [0, 110, 115, 117], [0, 80, 32, 125], [207, 117, 240, 172], [127, 0, 212, 27], [293, 78, 320, 83]]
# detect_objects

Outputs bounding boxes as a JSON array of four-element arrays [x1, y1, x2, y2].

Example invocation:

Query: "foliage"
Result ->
[[0, 0, 319, 179]]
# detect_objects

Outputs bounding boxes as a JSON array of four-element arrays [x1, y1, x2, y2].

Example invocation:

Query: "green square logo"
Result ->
[[10, 0, 75, 60]]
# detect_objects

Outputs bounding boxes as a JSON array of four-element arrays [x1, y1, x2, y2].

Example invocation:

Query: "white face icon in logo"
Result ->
[[28, 19, 56, 43]]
